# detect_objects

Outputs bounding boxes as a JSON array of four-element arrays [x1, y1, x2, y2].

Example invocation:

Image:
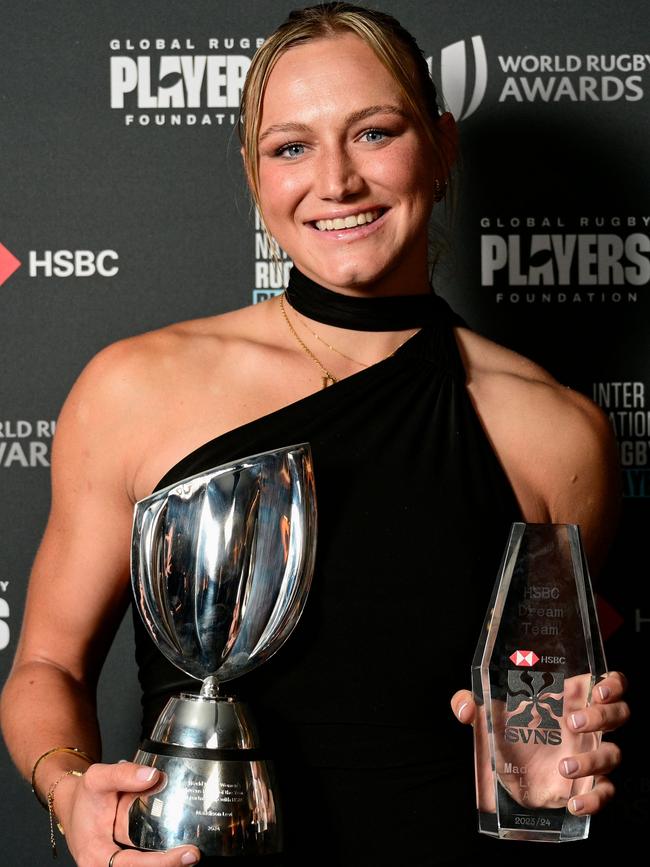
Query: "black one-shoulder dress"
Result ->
[[131, 295, 533, 865]]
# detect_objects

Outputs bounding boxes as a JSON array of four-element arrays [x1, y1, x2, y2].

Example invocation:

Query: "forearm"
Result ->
[[0, 659, 102, 806]]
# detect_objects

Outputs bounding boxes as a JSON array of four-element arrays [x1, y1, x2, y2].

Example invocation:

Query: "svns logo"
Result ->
[[504, 669, 564, 746], [439, 36, 488, 120]]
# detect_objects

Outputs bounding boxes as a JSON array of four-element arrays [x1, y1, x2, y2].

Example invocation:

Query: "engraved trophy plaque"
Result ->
[[125, 443, 317, 856], [471, 523, 608, 842]]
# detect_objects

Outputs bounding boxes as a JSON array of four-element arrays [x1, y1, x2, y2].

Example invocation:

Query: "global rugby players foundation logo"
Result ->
[[439, 36, 488, 120], [505, 670, 564, 745]]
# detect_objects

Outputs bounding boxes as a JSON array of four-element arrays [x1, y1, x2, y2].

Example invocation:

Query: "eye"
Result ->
[[274, 142, 305, 159], [360, 128, 391, 143]]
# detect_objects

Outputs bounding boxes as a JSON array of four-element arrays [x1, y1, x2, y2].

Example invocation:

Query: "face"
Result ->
[[254, 33, 444, 294]]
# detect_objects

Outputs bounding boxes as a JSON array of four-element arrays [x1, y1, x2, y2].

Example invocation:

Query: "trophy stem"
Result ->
[[199, 675, 220, 699]]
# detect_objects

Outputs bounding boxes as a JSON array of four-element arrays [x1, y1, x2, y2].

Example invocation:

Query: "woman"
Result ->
[[0, 4, 629, 866]]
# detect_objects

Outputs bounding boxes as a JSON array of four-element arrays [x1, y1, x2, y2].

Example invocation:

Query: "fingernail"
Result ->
[[571, 712, 586, 730], [118, 759, 129, 764], [181, 853, 199, 865], [571, 797, 584, 813], [457, 701, 470, 722], [563, 759, 579, 775], [136, 766, 158, 782], [598, 685, 610, 700]]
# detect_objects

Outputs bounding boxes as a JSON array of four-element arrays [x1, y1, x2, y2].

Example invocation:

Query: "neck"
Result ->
[[284, 264, 440, 332]]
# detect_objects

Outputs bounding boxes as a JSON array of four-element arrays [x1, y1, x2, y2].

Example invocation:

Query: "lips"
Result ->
[[309, 207, 388, 232]]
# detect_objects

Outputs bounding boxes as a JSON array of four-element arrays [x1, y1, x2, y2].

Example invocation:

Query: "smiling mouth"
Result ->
[[312, 208, 386, 231]]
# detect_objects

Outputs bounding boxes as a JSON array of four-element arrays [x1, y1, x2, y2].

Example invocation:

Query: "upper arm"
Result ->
[[492, 381, 619, 574], [10, 339, 149, 687], [541, 389, 621, 575], [460, 331, 621, 575]]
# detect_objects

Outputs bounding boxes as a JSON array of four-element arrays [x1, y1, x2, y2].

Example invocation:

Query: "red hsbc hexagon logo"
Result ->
[[509, 649, 539, 667], [0, 243, 21, 286]]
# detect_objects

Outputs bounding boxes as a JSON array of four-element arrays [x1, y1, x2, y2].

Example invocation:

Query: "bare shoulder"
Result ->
[[77, 304, 263, 383], [454, 327, 621, 570], [456, 326, 610, 436], [52, 303, 273, 493], [61, 303, 269, 418]]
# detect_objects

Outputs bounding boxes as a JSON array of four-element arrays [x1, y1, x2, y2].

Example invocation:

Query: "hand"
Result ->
[[57, 761, 201, 866], [450, 670, 629, 816]]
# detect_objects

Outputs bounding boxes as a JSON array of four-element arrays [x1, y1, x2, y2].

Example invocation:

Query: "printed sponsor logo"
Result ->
[[597, 594, 625, 639], [0, 243, 21, 287], [0, 420, 56, 468], [509, 649, 539, 667], [496, 53, 647, 103], [0, 580, 9, 651], [481, 216, 650, 303], [593, 381, 650, 497], [0, 248, 119, 286], [253, 209, 292, 303], [439, 36, 487, 120], [430, 39, 648, 119], [0, 594, 9, 651], [636, 609, 650, 632], [109, 36, 265, 128], [29, 251, 119, 278], [505, 670, 564, 745]]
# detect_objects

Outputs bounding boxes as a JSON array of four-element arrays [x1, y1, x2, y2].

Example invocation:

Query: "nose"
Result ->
[[314, 144, 364, 201]]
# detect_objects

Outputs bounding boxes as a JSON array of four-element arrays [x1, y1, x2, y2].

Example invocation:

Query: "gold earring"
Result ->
[[433, 178, 447, 202]]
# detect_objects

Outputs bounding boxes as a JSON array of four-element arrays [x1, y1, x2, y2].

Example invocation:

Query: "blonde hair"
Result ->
[[238, 2, 457, 277]]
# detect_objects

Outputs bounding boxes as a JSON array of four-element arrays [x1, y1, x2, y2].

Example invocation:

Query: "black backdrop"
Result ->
[[1, 1, 647, 863]]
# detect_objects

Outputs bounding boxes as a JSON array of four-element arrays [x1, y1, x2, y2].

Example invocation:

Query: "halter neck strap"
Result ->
[[283, 265, 450, 331]]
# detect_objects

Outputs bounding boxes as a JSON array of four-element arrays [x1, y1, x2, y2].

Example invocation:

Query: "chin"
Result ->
[[302, 257, 391, 294]]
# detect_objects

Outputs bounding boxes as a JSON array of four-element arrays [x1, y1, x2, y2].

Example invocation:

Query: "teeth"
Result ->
[[315, 209, 382, 231]]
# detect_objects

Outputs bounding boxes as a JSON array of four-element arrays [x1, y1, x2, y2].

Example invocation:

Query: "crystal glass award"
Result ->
[[123, 443, 317, 856], [471, 523, 608, 842]]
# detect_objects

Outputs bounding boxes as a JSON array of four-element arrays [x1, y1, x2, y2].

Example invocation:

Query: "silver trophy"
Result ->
[[124, 443, 317, 856]]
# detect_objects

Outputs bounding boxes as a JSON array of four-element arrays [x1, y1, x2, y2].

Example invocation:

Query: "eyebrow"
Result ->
[[258, 104, 408, 143]]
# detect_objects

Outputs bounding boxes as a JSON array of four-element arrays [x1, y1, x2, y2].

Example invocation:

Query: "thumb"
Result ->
[[83, 761, 164, 795], [450, 689, 476, 725]]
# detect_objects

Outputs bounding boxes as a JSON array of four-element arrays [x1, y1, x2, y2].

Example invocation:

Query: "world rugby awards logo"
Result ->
[[505, 670, 564, 745], [440, 36, 487, 120]]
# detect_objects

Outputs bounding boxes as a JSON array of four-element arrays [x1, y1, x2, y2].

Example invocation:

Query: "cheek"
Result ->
[[363, 143, 433, 203], [258, 164, 306, 223]]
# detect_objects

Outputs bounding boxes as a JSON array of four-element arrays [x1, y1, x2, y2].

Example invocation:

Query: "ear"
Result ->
[[436, 111, 459, 175]]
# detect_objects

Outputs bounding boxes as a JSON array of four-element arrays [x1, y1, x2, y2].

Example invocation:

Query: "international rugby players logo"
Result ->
[[505, 670, 564, 745]]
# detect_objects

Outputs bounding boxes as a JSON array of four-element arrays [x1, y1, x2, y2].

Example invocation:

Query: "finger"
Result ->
[[592, 670, 629, 703], [568, 699, 630, 734], [450, 690, 475, 724], [568, 774, 615, 816], [99, 845, 200, 866], [559, 741, 622, 779], [84, 762, 163, 795]]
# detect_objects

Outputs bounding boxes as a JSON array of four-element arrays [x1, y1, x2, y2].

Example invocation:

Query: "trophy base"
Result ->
[[125, 692, 283, 857], [478, 780, 591, 842]]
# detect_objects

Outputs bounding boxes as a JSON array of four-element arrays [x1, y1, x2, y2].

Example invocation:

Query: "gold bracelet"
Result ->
[[47, 768, 84, 858], [31, 746, 95, 809]]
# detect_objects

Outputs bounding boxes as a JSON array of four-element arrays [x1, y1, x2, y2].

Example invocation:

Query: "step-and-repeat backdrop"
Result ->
[[1, 1, 646, 863]]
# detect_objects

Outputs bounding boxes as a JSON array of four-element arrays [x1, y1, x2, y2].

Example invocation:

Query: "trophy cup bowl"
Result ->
[[471, 523, 608, 842], [124, 442, 317, 856]]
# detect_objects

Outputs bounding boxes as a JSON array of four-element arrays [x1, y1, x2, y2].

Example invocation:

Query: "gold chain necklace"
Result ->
[[279, 292, 418, 389], [280, 293, 339, 388]]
